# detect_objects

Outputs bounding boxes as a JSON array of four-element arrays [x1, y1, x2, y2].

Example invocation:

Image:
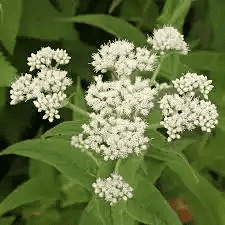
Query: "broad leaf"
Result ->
[[108, 0, 124, 14], [168, 157, 225, 225], [0, 138, 98, 191], [126, 175, 182, 225], [79, 197, 113, 225], [157, 0, 191, 31], [59, 174, 91, 207], [139, 157, 166, 184], [72, 76, 89, 121], [180, 51, 225, 73], [159, 53, 189, 81], [118, 154, 144, 187], [0, 52, 17, 87], [42, 117, 89, 138], [120, 0, 159, 29], [0, 0, 23, 54], [18, 0, 78, 40], [56, 14, 147, 46], [0, 177, 59, 217], [0, 216, 15, 225], [111, 202, 138, 225]]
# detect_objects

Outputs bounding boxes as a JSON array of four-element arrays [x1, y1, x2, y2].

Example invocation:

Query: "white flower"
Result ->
[[147, 25, 189, 55], [85, 75, 158, 118], [53, 48, 71, 65], [90, 39, 157, 78], [27, 47, 54, 71], [10, 73, 37, 105], [37, 68, 72, 93], [33, 92, 66, 122], [27, 47, 71, 71], [11, 47, 72, 122], [92, 173, 133, 206], [71, 113, 149, 160], [159, 93, 219, 141], [172, 72, 214, 99]]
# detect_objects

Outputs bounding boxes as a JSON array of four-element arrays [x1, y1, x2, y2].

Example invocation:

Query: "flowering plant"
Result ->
[[0, 24, 223, 225]]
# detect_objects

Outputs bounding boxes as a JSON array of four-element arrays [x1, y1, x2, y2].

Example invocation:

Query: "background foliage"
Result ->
[[0, 0, 225, 224]]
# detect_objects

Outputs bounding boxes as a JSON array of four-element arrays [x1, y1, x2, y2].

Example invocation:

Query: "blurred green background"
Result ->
[[0, 0, 225, 224]]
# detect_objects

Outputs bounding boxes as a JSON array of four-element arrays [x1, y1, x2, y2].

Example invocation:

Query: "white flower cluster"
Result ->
[[85, 75, 158, 117], [90, 39, 157, 78], [172, 72, 214, 99], [10, 47, 72, 122], [71, 112, 149, 160], [159, 93, 219, 142], [92, 173, 133, 206], [27, 47, 71, 71], [147, 25, 189, 55]]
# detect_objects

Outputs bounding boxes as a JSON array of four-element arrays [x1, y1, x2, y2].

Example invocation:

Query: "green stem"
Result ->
[[114, 158, 123, 173], [64, 102, 89, 117], [148, 123, 163, 130], [149, 54, 166, 84], [85, 150, 101, 168]]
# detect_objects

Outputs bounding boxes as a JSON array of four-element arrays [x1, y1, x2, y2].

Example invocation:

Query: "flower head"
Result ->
[[159, 93, 219, 141], [90, 39, 157, 78], [92, 173, 133, 206], [71, 113, 149, 160], [85, 75, 158, 118], [147, 25, 189, 55], [10, 47, 72, 122], [27, 47, 71, 71], [172, 72, 214, 99]]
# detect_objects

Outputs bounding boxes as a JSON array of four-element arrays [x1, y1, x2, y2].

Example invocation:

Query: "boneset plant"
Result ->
[[2, 25, 220, 224]]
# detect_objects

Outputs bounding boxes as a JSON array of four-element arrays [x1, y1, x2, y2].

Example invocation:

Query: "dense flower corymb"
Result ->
[[159, 93, 219, 142], [85, 75, 158, 118], [27, 47, 71, 71], [71, 113, 149, 160], [147, 25, 189, 55], [90, 39, 157, 78], [10, 47, 72, 122], [92, 173, 133, 206], [172, 72, 214, 99]]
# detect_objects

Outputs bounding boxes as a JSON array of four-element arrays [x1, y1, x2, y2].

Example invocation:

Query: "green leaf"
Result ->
[[180, 51, 225, 73], [0, 52, 17, 87], [120, 0, 159, 29], [111, 202, 138, 225], [62, 39, 96, 83], [0, 87, 6, 113], [0, 216, 15, 225], [97, 160, 116, 177], [126, 175, 182, 225], [0, 177, 59, 217], [118, 154, 144, 187], [0, 0, 23, 54], [26, 207, 61, 225], [59, 174, 91, 207], [79, 197, 113, 225], [148, 129, 196, 153], [208, 0, 225, 51], [146, 108, 162, 126], [159, 53, 189, 81], [56, 14, 147, 46], [0, 138, 98, 191], [167, 156, 225, 225], [42, 117, 88, 138], [108, 0, 124, 14], [197, 128, 225, 176], [18, 0, 78, 40], [157, 0, 191, 31], [139, 157, 166, 184], [72, 76, 89, 121]]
